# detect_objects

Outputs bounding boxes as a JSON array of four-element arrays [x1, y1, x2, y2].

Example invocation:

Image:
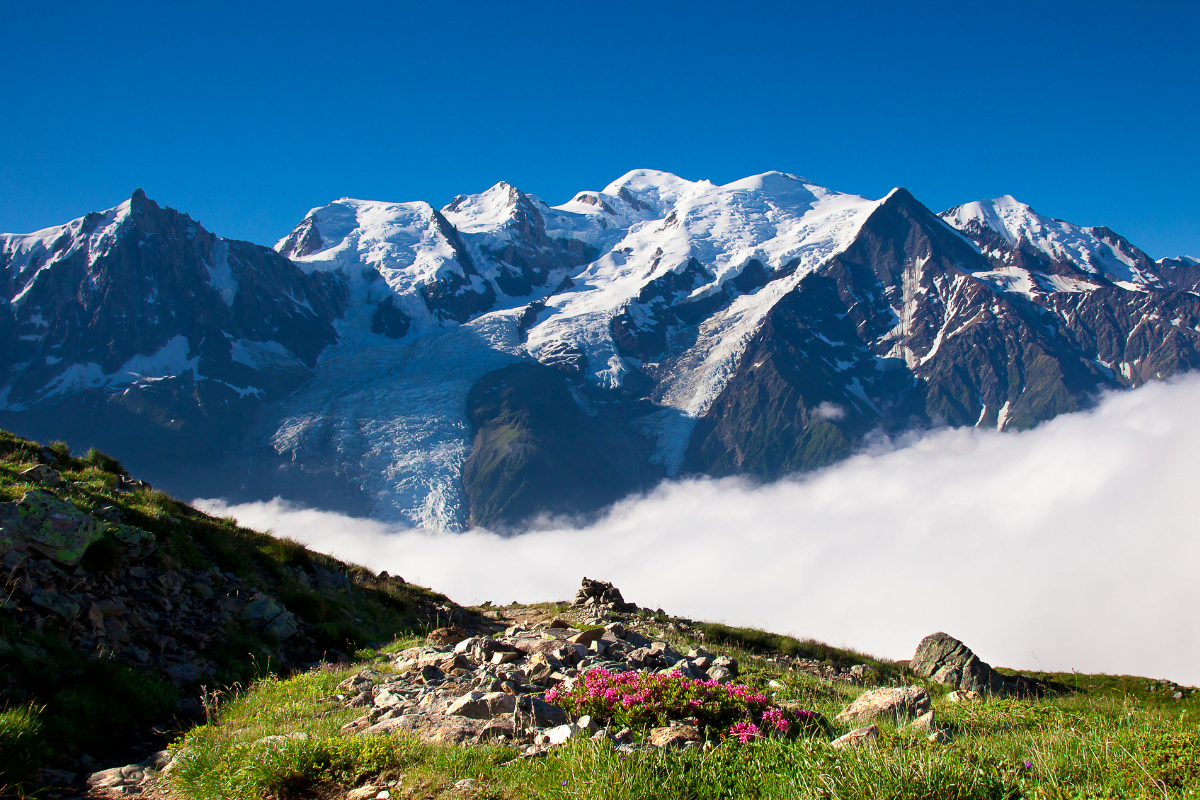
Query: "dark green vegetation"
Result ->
[[462, 363, 649, 528], [0, 429, 468, 787]]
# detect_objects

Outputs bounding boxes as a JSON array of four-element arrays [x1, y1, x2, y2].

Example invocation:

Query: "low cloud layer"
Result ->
[[198, 377, 1200, 686]]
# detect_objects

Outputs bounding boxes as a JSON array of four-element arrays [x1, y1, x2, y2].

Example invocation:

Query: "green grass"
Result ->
[[0, 704, 45, 787], [159, 637, 1200, 800]]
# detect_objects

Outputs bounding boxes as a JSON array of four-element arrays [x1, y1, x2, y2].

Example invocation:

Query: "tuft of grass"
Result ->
[[82, 446, 127, 476], [264, 537, 313, 569], [47, 441, 71, 461], [0, 704, 46, 788]]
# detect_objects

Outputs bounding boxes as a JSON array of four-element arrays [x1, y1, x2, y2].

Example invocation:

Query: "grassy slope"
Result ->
[[166, 611, 1200, 800]]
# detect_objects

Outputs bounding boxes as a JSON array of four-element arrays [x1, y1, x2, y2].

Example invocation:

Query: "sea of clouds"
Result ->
[[198, 375, 1200, 686]]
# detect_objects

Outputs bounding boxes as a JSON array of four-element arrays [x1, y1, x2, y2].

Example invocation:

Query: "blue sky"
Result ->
[[3, 0, 1197, 257]]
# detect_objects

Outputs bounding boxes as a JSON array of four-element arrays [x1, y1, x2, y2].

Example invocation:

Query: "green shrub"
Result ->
[[280, 589, 328, 624], [47, 440, 71, 461], [44, 660, 179, 752]]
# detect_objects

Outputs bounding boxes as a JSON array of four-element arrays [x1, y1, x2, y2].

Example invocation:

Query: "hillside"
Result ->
[[2, 430, 1197, 798], [0, 429, 487, 785]]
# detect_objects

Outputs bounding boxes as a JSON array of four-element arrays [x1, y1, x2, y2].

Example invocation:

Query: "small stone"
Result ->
[[707, 666, 733, 684], [648, 724, 702, 749], [831, 725, 879, 749], [347, 786, 380, 800], [927, 728, 952, 744], [544, 723, 580, 745], [428, 626, 468, 646], [569, 627, 605, 646], [157, 570, 184, 594], [907, 710, 935, 732]]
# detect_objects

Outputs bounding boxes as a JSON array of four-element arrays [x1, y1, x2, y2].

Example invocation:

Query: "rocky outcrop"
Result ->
[[572, 577, 636, 612], [0, 488, 104, 565], [334, 579, 742, 757], [910, 632, 1046, 697]]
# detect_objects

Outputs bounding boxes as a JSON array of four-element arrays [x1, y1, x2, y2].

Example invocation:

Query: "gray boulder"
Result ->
[[910, 632, 1048, 698], [909, 632, 1006, 695]]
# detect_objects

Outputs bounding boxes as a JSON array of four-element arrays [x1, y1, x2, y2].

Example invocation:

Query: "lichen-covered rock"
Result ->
[[0, 489, 104, 565]]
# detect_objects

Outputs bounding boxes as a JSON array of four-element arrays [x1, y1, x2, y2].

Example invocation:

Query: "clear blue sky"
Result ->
[[3, 0, 1197, 257]]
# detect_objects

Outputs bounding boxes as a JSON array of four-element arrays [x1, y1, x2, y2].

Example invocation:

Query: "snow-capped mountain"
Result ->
[[3, 174, 1197, 531]]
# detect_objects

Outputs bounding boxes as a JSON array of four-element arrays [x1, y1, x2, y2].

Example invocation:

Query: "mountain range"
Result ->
[[2, 172, 1197, 530]]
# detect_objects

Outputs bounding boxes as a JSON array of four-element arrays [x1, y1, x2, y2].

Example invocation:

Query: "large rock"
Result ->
[[445, 691, 517, 719], [835, 686, 930, 724], [649, 725, 703, 749], [909, 632, 1044, 697], [515, 694, 569, 728], [0, 489, 105, 565]]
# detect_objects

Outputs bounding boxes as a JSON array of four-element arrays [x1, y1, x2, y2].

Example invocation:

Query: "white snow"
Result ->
[[37, 335, 200, 403], [942, 196, 1160, 287], [206, 241, 238, 305], [228, 337, 298, 369], [257, 170, 885, 524]]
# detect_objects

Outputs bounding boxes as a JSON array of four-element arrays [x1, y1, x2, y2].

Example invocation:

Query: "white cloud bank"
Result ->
[[197, 376, 1200, 686]]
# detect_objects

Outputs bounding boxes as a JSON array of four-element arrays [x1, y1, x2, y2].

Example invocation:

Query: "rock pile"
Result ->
[[572, 577, 637, 612], [335, 598, 739, 755], [910, 632, 1044, 698]]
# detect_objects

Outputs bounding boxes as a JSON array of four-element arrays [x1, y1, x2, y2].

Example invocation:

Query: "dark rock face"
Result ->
[[461, 363, 644, 529], [0, 190, 347, 490], [370, 296, 412, 339], [421, 210, 497, 323], [910, 632, 1045, 697], [275, 214, 324, 259]]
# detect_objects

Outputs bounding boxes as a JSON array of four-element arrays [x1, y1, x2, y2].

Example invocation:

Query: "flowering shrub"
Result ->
[[545, 667, 819, 742]]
